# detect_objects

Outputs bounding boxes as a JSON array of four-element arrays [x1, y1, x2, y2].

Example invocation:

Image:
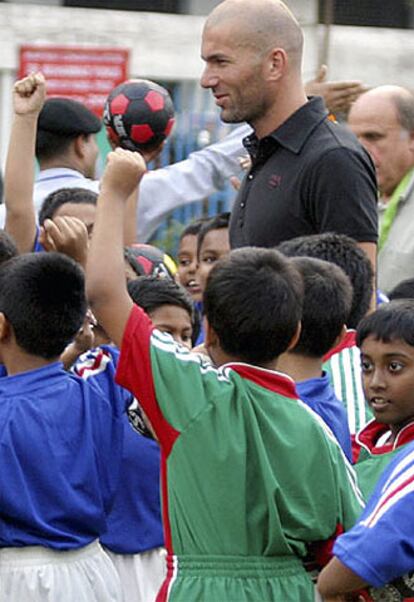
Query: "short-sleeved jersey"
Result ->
[[323, 330, 373, 435], [334, 442, 414, 591], [116, 305, 364, 600], [354, 420, 414, 500], [0, 362, 126, 549], [296, 372, 352, 462], [74, 345, 164, 554]]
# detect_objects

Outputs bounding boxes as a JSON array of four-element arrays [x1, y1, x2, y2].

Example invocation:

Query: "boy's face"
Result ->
[[177, 234, 202, 302], [361, 335, 414, 435], [54, 202, 96, 238], [197, 228, 230, 293], [149, 304, 193, 349]]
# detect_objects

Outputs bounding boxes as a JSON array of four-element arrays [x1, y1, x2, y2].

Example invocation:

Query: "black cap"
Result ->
[[38, 98, 102, 136]]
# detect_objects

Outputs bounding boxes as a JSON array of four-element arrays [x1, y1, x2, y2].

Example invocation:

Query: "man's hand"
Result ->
[[305, 65, 368, 115], [13, 72, 46, 117], [40, 216, 89, 267], [100, 148, 147, 202]]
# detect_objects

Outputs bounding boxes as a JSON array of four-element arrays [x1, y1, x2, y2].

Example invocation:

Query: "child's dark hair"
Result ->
[[0, 231, 18, 265], [197, 212, 230, 258], [356, 299, 414, 349], [0, 252, 86, 359], [127, 276, 195, 333], [290, 257, 353, 357], [203, 247, 303, 365], [39, 188, 98, 225], [277, 232, 373, 329], [388, 278, 414, 301], [179, 217, 210, 242]]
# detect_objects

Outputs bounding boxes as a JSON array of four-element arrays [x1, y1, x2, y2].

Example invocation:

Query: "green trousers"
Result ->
[[164, 554, 314, 602]]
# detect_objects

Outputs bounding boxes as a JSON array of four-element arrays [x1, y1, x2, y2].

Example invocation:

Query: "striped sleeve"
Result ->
[[73, 345, 132, 416], [333, 443, 414, 587], [324, 346, 372, 434]]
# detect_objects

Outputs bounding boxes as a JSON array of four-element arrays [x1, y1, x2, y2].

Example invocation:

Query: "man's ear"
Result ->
[[286, 321, 302, 352], [0, 312, 11, 342], [266, 47, 288, 82], [73, 134, 87, 159]]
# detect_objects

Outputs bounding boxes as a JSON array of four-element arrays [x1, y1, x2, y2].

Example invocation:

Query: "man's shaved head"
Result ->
[[350, 85, 414, 131], [205, 0, 303, 66]]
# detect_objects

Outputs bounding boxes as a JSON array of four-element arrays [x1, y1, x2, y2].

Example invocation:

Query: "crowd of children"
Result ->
[[1, 71, 414, 602]]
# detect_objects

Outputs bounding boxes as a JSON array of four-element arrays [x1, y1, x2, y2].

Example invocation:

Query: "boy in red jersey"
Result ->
[[87, 148, 364, 602]]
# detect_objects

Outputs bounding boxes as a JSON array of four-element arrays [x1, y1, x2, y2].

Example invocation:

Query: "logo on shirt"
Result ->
[[268, 175, 282, 189]]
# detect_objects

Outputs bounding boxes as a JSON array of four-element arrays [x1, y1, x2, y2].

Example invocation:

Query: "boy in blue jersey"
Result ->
[[318, 441, 414, 601], [74, 276, 195, 602], [277, 256, 353, 461], [0, 252, 124, 602]]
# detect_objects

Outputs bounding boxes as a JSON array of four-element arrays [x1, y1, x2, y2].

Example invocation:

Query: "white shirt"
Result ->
[[0, 125, 249, 242]]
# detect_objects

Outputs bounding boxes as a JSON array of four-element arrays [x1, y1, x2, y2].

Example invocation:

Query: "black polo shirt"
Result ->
[[230, 96, 378, 249]]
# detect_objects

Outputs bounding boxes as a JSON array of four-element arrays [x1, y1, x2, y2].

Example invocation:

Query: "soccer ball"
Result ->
[[124, 243, 177, 280], [103, 79, 175, 152]]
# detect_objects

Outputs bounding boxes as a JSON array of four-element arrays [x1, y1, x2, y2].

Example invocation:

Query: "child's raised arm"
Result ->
[[4, 72, 46, 253], [86, 148, 147, 347]]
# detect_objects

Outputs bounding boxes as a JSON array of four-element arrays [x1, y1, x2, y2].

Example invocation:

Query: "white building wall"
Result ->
[[0, 2, 413, 166]]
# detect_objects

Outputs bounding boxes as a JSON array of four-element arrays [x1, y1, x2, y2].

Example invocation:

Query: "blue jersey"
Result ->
[[74, 346, 164, 554], [334, 441, 414, 588], [0, 362, 126, 550], [297, 372, 352, 462]]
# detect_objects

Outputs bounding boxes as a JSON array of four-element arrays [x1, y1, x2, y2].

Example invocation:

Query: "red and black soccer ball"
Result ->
[[103, 79, 175, 153], [124, 243, 177, 281]]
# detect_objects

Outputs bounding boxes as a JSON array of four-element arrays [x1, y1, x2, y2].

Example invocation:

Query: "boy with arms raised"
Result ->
[[87, 148, 364, 602]]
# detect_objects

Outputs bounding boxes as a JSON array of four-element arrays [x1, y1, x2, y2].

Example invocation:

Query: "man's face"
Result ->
[[200, 22, 269, 127], [348, 95, 414, 199]]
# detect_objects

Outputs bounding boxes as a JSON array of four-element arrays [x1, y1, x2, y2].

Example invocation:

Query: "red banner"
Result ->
[[19, 45, 129, 116]]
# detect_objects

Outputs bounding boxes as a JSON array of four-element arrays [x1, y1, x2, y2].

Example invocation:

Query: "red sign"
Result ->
[[19, 45, 129, 116]]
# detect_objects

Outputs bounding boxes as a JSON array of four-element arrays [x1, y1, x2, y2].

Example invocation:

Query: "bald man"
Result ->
[[200, 0, 377, 274], [348, 86, 414, 293]]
